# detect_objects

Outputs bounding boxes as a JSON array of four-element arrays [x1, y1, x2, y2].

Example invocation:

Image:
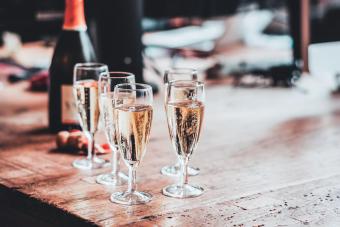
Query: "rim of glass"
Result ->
[[100, 71, 135, 79], [165, 68, 198, 75], [168, 80, 204, 88], [115, 83, 153, 91], [75, 62, 108, 71]]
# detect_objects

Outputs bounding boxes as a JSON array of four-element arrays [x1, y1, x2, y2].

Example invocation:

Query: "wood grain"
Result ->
[[1, 82, 340, 226]]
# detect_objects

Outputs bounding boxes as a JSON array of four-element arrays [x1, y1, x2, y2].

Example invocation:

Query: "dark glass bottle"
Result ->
[[49, 0, 96, 132]]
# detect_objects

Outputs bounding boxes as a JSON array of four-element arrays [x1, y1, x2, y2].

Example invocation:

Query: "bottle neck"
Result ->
[[63, 0, 87, 31]]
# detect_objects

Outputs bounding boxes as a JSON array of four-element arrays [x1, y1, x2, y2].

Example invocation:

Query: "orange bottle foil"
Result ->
[[63, 0, 87, 31]]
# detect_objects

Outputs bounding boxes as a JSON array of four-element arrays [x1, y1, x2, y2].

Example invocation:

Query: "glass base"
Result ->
[[161, 165, 200, 177], [162, 184, 204, 198], [96, 172, 128, 186], [110, 191, 152, 205], [72, 157, 109, 170]]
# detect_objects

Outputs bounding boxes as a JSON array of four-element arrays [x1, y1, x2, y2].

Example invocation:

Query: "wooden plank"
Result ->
[[1, 83, 340, 226]]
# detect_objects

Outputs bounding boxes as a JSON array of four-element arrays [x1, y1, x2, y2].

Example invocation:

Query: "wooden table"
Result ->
[[1, 82, 340, 226]]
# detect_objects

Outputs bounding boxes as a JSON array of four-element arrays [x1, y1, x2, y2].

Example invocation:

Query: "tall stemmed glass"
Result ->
[[161, 68, 200, 177], [96, 72, 135, 185], [72, 63, 109, 170], [110, 83, 153, 205], [163, 80, 205, 198]]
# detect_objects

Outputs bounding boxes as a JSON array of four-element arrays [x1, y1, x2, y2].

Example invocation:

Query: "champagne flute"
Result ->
[[161, 68, 200, 177], [72, 63, 109, 170], [110, 83, 153, 205], [163, 80, 205, 198], [96, 72, 135, 185]]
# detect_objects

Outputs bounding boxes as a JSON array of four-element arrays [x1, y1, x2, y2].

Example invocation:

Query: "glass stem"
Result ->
[[180, 157, 189, 188], [128, 166, 137, 193], [110, 146, 120, 176], [87, 133, 95, 162]]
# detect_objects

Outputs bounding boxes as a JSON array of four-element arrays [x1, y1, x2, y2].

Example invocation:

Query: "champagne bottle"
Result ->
[[48, 0, 96, 132]]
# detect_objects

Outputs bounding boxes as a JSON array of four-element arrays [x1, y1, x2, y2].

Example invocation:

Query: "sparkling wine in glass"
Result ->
[[163, 80, 205, 198], [96, 72, 135, 186], [72, 63, 109, 170], [110, 83, 153, 205], [161, 68, 200, 177]]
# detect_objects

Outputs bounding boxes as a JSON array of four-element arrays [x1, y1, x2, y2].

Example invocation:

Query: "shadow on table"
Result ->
[[49, 148, 83, 156], [22, 127, 51, 135]]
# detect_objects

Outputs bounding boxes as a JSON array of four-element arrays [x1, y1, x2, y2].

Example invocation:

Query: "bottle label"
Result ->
[[61, 85, 78, 124]]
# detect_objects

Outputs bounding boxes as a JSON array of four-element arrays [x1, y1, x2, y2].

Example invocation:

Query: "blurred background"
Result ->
[[0, 0, 339, 91]]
